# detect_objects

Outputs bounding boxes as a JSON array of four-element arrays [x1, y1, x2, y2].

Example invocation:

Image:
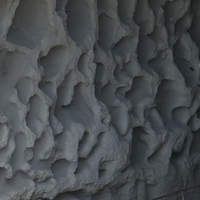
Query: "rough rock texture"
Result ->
[[0, 0, 200, 199]]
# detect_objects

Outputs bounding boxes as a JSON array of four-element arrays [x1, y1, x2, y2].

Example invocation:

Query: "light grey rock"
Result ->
[[0, 0, 200, 199]]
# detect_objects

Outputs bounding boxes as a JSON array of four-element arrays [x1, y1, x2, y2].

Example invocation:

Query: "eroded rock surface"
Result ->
[[0, 0, 200, 199]]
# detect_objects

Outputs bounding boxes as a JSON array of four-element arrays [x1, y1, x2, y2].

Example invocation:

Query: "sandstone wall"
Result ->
[[0, 0, 200, 199]]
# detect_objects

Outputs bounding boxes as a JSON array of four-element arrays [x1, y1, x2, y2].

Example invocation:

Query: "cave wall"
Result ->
[[0, 0, 200, 199]]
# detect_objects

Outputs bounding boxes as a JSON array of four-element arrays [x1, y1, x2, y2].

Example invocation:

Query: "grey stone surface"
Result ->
[[0, 0, 200, 199]]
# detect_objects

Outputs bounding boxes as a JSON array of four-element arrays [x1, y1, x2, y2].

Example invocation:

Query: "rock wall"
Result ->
[[0, 0, 200, 199]]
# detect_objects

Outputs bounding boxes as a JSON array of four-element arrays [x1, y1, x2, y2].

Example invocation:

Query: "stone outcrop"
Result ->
[[0, 0, 200, 199]]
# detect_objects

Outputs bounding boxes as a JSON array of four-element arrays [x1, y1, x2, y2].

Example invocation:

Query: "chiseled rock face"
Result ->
[[0, 0, 200, 199]]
